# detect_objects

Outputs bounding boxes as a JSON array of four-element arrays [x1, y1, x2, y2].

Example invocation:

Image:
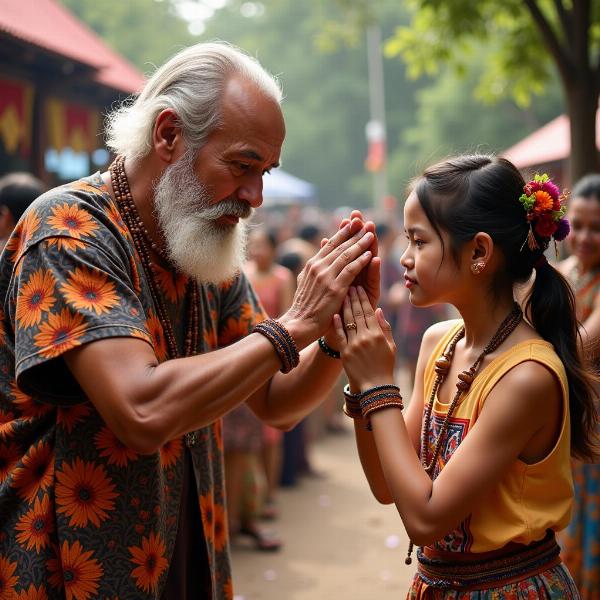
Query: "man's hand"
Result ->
[[279, 218, 375, 349], [321, 210, 380, 309]]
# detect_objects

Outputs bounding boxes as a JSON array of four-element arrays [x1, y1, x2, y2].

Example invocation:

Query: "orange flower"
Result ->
[[46, 237, 87, 252], [533, 190, 554, 215], [151, 264, 187, 303], [239, 302, 254, 322], [94, 426, 138, 468], [12, 383, 51, 419], [71, 181, 101, 196], [129, 256, 142, 295], [5, 209, 41, 263], [199, 493, 214, 534], [47, 203, 98, 240], [16, 269, 56, 328], [204, 326, 217, 349], [212, 502, 228, 552], [15, 584, 49, 600], [60, 267, 119, 315], [223, 578, 234, 598], [145, 312, 167, 362], [218, 316, 247, 346], [128, 532, 169, 593], [56, 404, 91, 433], [11, 441, 54, 503], [159, 438, 182, 469], [0, 442, 20, 482], [55, 458, 117, 528], [47, 540, 102, 600], [34, 308, 87, 358], [0, 555, 19, 598], [106, 203, 129, 237], [0, 410, 15, 440], [15, 494, 54, 552], [213, 420, 223, 450]]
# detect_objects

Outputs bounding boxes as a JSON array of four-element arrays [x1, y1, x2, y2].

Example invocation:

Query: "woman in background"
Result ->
[[557, 174, 600, 599]]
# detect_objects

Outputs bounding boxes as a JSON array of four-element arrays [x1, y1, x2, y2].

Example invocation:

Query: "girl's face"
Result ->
[[400, 191, 463, 307], [566, 196, 600, 270]]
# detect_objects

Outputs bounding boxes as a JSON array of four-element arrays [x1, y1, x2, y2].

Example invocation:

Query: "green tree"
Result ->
[[385, 0, 600, 183], [59, 0, 196, 72], [201, 0, 419, 209]]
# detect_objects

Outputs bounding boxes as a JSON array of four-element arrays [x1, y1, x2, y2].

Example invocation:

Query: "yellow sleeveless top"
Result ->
[[423, 321, 573, 553]]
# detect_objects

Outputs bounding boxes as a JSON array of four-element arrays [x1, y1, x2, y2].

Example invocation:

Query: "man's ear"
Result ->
[[152, 109, 185, 163], [0, 206, 15, 239]]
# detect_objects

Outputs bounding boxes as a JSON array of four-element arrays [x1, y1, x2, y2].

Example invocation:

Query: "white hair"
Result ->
[[105, 42, 283, 161]]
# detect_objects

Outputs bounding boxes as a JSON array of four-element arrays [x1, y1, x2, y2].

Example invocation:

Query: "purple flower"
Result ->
[[542, 180, 560, 200], [553, 218, 570, 241]]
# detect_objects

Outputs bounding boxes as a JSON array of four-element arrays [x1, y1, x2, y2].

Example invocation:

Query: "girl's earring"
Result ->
[[471, 261, 486, 275]]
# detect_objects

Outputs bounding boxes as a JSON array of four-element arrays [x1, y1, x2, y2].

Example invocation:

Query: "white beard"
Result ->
[[153, 154, 252, 284]]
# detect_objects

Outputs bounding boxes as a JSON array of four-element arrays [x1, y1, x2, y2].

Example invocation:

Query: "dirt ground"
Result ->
[[230, 427, 416, 600]]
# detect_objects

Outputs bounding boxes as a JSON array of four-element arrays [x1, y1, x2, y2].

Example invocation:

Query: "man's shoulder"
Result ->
[[6, 173, 132, 265]]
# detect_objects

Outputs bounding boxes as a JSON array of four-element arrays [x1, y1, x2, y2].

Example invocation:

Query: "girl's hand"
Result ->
[[333, 286, 396, 392]]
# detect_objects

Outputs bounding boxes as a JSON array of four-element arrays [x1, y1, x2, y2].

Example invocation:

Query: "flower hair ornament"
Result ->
[[519, 173, 570, 256]]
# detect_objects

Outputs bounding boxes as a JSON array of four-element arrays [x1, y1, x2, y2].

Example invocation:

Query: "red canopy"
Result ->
[[503, 111, 600, 169], [0, 0, 144, 94]]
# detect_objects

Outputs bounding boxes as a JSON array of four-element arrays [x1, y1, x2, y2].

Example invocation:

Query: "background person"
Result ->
[[557, 173, 600, 599]]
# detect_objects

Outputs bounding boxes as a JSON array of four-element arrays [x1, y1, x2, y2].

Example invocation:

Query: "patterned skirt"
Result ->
[[408, 531, 580, 599], [558, 460, 600, 599]]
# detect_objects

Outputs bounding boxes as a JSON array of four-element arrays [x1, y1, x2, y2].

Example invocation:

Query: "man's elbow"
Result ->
[[107, 406, 168, 455]]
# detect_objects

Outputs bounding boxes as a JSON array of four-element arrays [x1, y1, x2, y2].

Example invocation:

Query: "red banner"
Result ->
[[0, 77, 34, 157], [46, 98, 100, 153]]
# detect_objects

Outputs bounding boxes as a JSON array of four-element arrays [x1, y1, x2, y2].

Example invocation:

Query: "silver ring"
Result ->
[[344, 322, 357, 331]]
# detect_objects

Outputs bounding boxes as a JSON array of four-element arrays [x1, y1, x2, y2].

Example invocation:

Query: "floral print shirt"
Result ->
[[0, 173, 265, 599]]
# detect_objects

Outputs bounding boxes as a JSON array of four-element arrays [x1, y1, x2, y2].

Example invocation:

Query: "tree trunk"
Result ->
[[565, 81, 598, 185]]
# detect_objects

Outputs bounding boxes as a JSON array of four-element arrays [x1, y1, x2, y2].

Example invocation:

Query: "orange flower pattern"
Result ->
[[128, 532, 169, 593], [47, 540, 102, 600], [16, 269, 56, 327], [56, 458, 117, 528], [15, 495, 54, 552], [0, 173, 266, 598], [33, 308, 86, 358], [47, 203, 98, 240], [61, 266, 119, 315]]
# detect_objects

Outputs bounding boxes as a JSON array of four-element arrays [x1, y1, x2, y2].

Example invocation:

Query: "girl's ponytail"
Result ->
[[527, 261, 598, 461]]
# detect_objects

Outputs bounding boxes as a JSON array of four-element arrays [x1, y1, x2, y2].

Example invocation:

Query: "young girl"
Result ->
[[333, 155, 597, 598], [557, 174, 600, 599]]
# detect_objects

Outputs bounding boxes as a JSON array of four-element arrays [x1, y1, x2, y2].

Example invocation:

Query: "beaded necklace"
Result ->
[[405, 302, 523, 564], [109, 155, 200, 359]]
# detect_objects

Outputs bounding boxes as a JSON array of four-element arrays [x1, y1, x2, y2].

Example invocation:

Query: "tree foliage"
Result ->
[[383, 0, 600, 182], [59, 0, 196, 72]]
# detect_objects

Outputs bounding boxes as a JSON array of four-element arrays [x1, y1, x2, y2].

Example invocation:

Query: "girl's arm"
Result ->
[[351, 320, 454, 504], [336, 287, 562, 546]]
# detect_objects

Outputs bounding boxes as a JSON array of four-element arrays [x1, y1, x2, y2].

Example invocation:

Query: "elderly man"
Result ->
[[0, 43, 379, 599]]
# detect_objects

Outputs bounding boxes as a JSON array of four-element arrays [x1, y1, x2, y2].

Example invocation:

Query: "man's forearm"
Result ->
[[249, 340, 344, 428]]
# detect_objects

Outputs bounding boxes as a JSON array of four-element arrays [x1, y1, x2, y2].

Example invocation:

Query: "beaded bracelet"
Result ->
[[253, 319, 300, 373], [358, 384, 403, 430], [318, 336, 341, 359], [342, 384, 362, 419]]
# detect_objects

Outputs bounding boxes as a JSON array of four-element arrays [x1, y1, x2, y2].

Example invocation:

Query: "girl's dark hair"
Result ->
[[413, 154, 597, 460]]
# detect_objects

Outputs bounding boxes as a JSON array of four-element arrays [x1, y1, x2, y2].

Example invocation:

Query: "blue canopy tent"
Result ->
[[262, 169, 318, 207]]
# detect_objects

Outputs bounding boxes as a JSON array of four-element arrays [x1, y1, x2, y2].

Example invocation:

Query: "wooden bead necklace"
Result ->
[[405, 302, 523, 565], [109, 155, 200, 360]]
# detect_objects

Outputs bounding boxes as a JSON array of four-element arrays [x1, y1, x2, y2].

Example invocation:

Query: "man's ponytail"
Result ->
[[526, 261, 598, 461]]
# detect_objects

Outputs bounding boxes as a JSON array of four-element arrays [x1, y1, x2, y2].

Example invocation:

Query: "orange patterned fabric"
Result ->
[[0, 174, 266, 598]]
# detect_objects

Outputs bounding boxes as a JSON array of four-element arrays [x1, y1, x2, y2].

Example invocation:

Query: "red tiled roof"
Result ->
[[0, 0, 144, 94], [503, 111, 600, 168]]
